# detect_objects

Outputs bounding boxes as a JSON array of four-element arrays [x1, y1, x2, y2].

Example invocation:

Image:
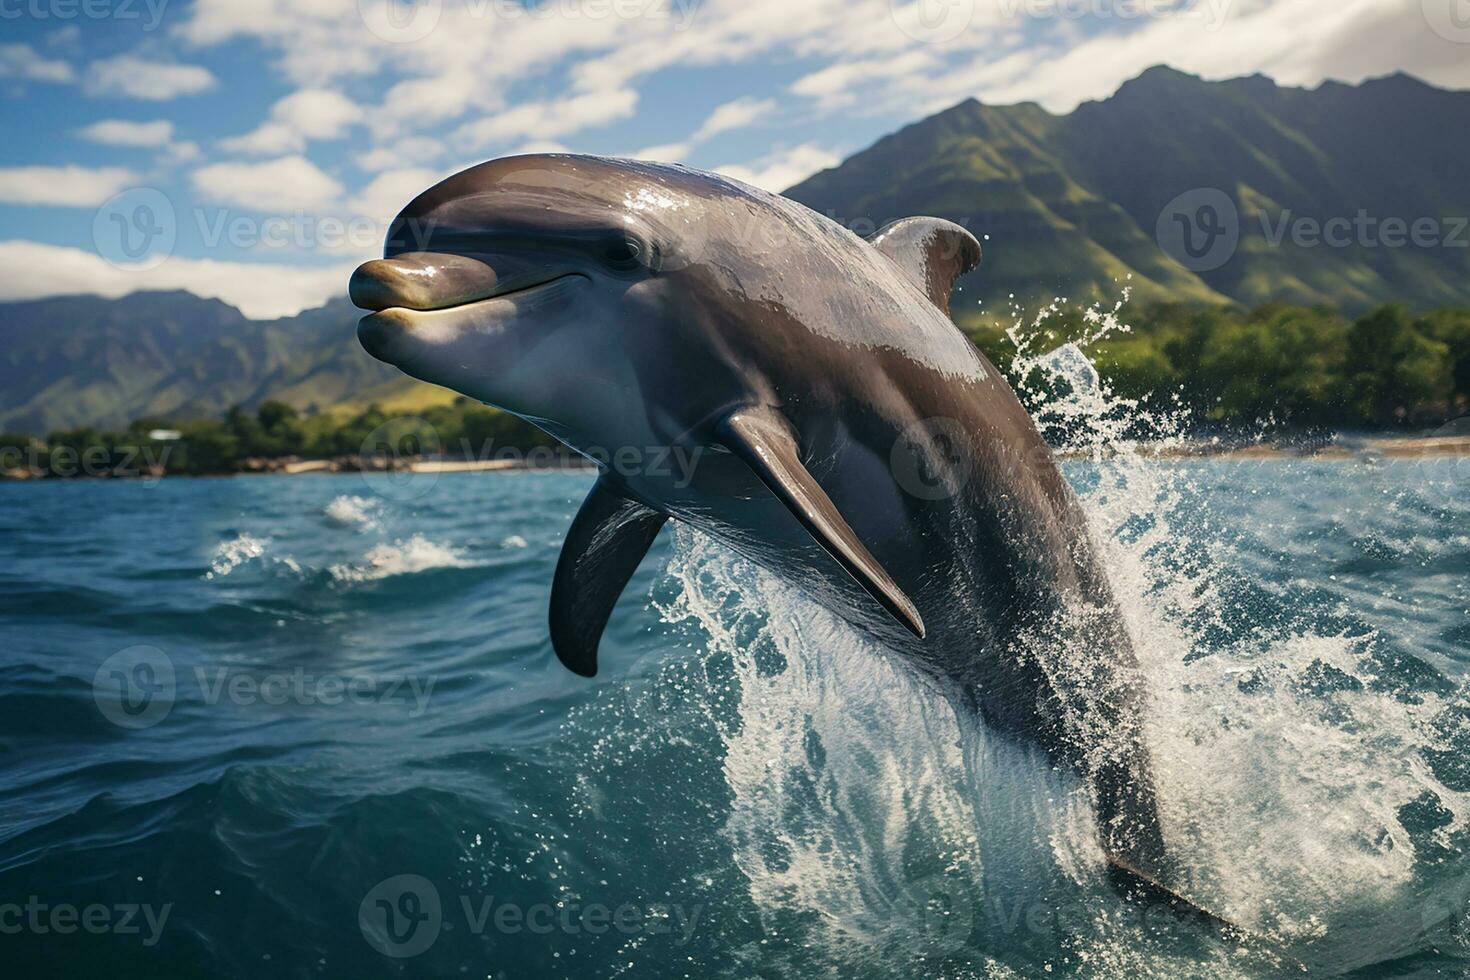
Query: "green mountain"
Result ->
[[785, 66, 1470, 318], [0, 291, 399, 433], [4, 67, 1468, 434]]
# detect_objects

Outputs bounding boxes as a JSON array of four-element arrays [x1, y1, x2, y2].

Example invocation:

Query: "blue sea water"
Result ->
[[0, 456, 1467, 978]]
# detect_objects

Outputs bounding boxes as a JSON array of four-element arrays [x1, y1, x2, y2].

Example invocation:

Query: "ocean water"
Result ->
[[0, 453, 1467, 978]]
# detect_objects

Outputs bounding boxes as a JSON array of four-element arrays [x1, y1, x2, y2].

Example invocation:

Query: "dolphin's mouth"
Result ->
[[355, 272, 588, 367], [360, 270, 583, 316]]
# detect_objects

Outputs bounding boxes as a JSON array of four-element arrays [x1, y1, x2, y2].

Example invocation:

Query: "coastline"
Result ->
[[2, 432, 1466, 482], [0, 453, 598, 482], [1086, 433, 1470, 461]]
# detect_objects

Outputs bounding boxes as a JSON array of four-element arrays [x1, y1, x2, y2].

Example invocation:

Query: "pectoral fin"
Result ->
[[550, 476, 668, 677], [867, 217, 981, 316], [717, 407, 925, 639]]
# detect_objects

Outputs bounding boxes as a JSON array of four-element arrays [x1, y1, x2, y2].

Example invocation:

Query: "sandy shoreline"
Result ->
[[1096, 434, 1470, 461], [2, 434, 1465, 481]]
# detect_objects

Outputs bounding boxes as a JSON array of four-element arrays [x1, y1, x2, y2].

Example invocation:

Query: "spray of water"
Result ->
[[593, 294, 1470, 976]]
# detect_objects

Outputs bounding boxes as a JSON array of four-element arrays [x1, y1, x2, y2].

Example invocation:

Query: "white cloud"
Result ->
[[986, 0, 1470, 109], [221, 88, 364, 155], [0, 43, 74, 83], [373, 71, 486, 139], [355, 137, 444, 172], [176, 0, 322, 45], [774, 0, 1470, 116], [790, 50, 939, 110], [163, 141, 202, 164], [631, 141, 693, 162], [85, 55, 216, 100], [693, 97, 777, 140], [349, 167, 443, 225], [629, 97, 777, 163], [716, 143, 840, 192], [0, 166, 139, 207], [76, 119, 176, 147], [275, 88, 363, 138], [192, 156, 344, 212], [0, 240, 355, 319], [453, 89, 638, 150], [74, 119, 200, 167], [172, 0, 1470, 146], [219, 121, 301, 156]]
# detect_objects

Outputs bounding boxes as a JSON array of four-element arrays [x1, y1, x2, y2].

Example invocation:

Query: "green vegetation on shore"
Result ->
[[963, 303, 1470, 430], [2, 302, 1467, 479], [0, 397, 558, 478]]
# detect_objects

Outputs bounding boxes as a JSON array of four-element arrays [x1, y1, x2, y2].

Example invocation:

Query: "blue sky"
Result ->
[[1, 0, 1466, 316]]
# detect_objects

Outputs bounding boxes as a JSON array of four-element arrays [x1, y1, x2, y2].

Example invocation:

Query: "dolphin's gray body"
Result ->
[[351, 154, 1191, 911]]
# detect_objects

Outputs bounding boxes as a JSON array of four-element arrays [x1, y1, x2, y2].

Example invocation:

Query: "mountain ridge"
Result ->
[[786, 65, 1470, 317], [4, 66, 1468, 432]]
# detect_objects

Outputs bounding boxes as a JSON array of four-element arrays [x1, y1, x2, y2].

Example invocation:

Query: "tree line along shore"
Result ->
[[3, 302, 1468, 480]]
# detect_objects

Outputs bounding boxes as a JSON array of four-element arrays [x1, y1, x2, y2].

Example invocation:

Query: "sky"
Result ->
[[1, 0, 1467, 317]]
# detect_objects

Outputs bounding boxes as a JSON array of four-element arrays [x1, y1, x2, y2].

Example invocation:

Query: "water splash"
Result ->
[[207, 533, 269, 578], [636, 294, 1470, 976], [324, 494, 381, 530], [328, 535, 474, 583]]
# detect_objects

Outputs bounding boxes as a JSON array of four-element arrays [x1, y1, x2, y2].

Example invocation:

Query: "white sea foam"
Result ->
[[328, 535, 473, 583], [632, 294, 1470, 976], [1007, 297, 1470, 969], [324, 494, 380, 530], [207, 533, 268, 578]]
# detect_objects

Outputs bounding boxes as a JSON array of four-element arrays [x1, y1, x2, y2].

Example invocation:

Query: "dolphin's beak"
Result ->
[[350, 252, 501, 313], [352, 249, 589, 373], [352, 250, 577, 367]]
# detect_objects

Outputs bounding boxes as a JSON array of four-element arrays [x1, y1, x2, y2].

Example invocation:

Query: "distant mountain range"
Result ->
[[787, 66, 1470, 316], [4, 66, 1468, 433], [0, 292, 402, 433]]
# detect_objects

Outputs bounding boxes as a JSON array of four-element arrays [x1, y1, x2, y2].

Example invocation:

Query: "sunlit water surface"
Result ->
[[0, 447, 1466, 978]]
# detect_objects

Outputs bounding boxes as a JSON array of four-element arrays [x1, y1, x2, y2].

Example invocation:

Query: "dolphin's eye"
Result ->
[[603, 238, 644, 271]]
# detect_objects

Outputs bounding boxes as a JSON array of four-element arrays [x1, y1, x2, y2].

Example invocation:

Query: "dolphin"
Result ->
[[350, 154, 1217, 922]]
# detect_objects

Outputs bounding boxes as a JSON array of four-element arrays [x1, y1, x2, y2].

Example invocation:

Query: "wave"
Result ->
[[323, 494, 381, 530], [327, 535, 476, 583], [206, 533, 270, 578]]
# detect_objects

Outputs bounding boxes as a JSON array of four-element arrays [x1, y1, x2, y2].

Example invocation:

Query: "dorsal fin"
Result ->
[[716, 406, 925, 639], [549, 476, 668, 676], [867, 217, 982, 316]]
